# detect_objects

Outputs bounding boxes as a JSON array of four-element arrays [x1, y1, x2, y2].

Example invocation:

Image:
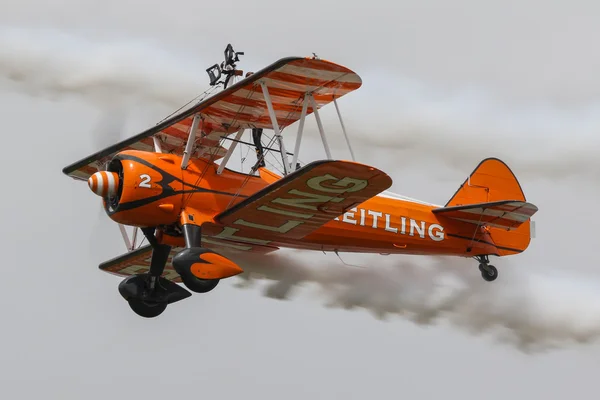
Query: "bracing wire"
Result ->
[[176, 77, 310, 211], [181, 78, 257, 208]]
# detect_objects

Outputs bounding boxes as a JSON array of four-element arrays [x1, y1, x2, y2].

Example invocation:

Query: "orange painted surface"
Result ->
[[190, 252, 244, 280], [445, 158, 526, 206], [440, 158, 536, 256], [99, 150, 537, 259]]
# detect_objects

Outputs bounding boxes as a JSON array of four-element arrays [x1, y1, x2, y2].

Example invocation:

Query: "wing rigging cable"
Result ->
[[155, 85, 221, 127], [221, 96, 307, 210], [182, 84, 266, 210], [180, 79, 259, 209], [196, 74, 312, 211], [63, 55, 362, 181]]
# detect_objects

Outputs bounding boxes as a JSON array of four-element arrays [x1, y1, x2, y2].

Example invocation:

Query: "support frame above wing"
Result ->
[[62, 56, 362, 181]]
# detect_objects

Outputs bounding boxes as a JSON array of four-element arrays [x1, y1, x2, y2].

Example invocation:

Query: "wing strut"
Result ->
[[130, 226, 138, 250], [291, 93, 309, 171], [217, 128, 245, 175], [333, 97, 355, 161], [260, 81, 291, 175], [181, 114, 202, 169], [152, 136, 163, 153], [118, 224, 132, 250], [309, 94, 332, 160]]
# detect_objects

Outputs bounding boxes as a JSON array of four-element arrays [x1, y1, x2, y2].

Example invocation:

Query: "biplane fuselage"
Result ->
[[94, 149, 532, 259]]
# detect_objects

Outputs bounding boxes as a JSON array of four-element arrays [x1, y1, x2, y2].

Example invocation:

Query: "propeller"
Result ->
[[88, 106, 132, 256], [92, 105, 129, 170]]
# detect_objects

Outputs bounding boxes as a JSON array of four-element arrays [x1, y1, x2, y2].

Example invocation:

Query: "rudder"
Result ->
[[442, 158, 537, 256], [445, 157, 526, 207]]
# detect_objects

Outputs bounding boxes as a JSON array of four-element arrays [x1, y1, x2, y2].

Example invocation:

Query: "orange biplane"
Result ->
[[62, 45, 538, 318]]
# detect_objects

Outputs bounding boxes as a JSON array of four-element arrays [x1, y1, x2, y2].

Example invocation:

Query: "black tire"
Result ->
[[128, 299, 167, 318], [480, 264, 498, 282], [179, 274, 220, 293]]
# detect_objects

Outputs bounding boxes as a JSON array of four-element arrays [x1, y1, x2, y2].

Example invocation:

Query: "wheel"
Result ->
[[172, 248, 223, 293], [128, 298, 167, 318], [480, 264, 498, 282], [179, 274, 220, 293]]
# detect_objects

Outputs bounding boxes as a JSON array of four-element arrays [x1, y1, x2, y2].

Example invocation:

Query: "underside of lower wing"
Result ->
[[211, 159, 393, 242], [99, 245, 181, 281], [100, 237, 279, 281]]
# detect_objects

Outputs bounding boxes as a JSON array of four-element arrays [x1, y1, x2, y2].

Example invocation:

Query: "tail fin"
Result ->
[[444, 157, 528, 207], [433, 158, 538, 256]]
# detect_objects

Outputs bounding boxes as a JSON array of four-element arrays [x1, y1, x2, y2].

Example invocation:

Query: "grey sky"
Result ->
[[2, 1, 600, 399]]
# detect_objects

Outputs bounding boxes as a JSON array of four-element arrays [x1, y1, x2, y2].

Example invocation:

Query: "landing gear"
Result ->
[[172, 224, 221, 294], [475, 255, 498, 282], [117, 227, 191, 318], [479, 263, 498, 281], [173, 246, 221, 293], [117, 223, 241, 318]]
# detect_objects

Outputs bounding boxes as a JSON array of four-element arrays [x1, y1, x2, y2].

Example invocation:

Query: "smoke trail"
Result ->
[[225, 249, 600, 353], [0, 27, 206, 109]]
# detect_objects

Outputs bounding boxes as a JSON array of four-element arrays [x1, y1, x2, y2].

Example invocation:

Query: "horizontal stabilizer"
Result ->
[[214, 160, 393, 240], [432, 200, 538, 230]]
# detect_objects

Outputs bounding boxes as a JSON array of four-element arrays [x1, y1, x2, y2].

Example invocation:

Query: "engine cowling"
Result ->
[[88, 151, 184, 228]]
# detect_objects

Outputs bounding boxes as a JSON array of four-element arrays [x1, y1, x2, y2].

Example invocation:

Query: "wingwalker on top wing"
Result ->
[[62, 44, 538, 318]]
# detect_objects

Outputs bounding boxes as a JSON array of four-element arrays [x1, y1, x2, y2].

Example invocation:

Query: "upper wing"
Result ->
[[432, 200, 538, 230], [62, 57, 362, 180], [212, 160, 393, 240]]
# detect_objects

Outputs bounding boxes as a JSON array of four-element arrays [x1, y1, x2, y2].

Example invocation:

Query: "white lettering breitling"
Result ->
[[334, 207, 445, 241]]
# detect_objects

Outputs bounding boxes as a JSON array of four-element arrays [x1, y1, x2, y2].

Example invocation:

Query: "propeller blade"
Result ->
[[92, 106, 129, 171]]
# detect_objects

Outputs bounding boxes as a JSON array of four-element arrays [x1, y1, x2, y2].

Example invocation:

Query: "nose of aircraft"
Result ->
[[88, 171, 120, 198]]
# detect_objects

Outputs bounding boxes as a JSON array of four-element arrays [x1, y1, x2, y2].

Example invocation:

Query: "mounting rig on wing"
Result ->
[[206, 43, 245, 89]]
